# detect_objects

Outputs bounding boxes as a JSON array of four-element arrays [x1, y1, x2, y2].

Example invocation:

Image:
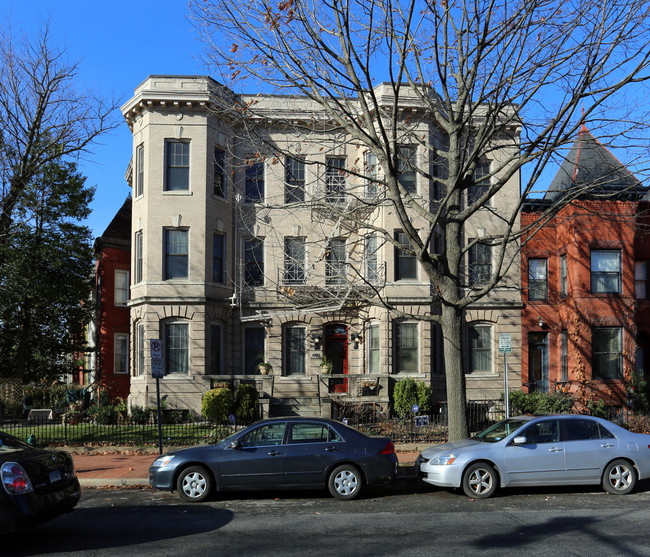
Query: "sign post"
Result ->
[[150, 339, 164, 455], [498, 334, 512, 419]]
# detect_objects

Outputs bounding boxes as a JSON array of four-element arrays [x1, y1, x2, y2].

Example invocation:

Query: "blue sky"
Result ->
[[4, 1, 205, 238]]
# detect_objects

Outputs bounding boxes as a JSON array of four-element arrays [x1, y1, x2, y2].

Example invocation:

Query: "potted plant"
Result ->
[[258, 358, 273, 375], [320, 355, 333, 375]]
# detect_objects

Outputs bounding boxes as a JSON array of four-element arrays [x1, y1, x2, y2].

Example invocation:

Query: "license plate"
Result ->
[[49, 469, 62, 483]]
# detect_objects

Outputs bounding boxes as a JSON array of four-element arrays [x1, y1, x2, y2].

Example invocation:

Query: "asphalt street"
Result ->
[[6, 479, 650, 557]]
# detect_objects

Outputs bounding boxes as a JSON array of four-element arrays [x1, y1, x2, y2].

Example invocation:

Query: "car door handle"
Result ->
[[325, 447, 340, 452], [548, 447, 563, 453], [267, 450, 283, 456], [601, 443, 615, 448]]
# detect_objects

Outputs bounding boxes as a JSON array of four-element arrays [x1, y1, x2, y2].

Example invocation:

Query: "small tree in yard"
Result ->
[[191, 0, 650, 439], [393, 377, 432, 419], [202, 388, 234, 424]]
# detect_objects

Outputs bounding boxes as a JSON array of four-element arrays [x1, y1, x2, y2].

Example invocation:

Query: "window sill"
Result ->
[[163, 191, 193, 196]]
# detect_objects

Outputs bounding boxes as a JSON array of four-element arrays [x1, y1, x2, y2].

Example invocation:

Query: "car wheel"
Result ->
[[328, 464, 362, 500], [603, 459, 637, 495], [462, 462, 497, 499], [177, 465, 213, 502]]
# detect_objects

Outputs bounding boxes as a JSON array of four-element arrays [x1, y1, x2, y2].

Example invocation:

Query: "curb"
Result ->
[[80, 479, 150, 488]]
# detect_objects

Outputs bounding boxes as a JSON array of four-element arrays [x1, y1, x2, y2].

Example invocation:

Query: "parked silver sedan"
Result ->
[[416, 414, 650, 498]]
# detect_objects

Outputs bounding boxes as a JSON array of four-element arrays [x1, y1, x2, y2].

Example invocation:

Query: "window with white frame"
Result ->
[[560, 254, 567, 298], [468, 324, 491, 373], [365, 151, 378, 198], [367, 323, 380, 374], [245, 238, 264, 286], [285, 325, 307, 375], [214, 146, 226, 197], [114, 269, 129, 306], [325, 157, 346, 201], [364, 234, 379, 283], [114, 333, 129, 374], [592, 327, 622, 379], [245, 160, 264, 202], [284, 237, 306, 284], [394, 322, 418, 374], [164, 321, 189, 374], [285, 157, 305, 203], [561, 330, 569, 382], [395, 231, 417, 280], [165, 140, 190, 191], [164, 229, 189, 279], [591, 249, 621, 294], [209, 323, 224, 375], [635, 261, 648, 298], [528, 258, 548, 301], [213, 232, 226, 283], [467, 161, 490, 206], [397, 146, 416, 193], [135, 231, 143, 284], [136, 322, 145, 376], [326, 239, 346, 285], [468, 240, 491, 286], [135, 144, 144, 197]]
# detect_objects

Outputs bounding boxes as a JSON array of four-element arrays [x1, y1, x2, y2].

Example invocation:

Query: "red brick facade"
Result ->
[[522, 200, 648, 407], [93, 198, 131, 401]]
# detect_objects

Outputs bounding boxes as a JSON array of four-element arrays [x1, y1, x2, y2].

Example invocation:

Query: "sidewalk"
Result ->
[[71, 447, 420, 488]]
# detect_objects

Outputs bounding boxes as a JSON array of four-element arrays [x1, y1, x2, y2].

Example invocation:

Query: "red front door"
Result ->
[[325, 325, 348, 393]]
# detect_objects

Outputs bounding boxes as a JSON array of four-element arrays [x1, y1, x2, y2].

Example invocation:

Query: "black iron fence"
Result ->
[[0, 416, 245, 447], [3, 399, 650, 448]]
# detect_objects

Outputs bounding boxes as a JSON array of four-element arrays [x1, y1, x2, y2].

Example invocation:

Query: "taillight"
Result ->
[[1, 462, 34, 495], [381, 441, 396, 455]]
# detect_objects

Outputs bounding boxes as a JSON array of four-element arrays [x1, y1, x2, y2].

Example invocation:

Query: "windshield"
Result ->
[[473, 418, 529, 443]]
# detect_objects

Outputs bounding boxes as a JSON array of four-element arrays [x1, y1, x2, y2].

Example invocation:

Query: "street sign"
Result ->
[[498, 333, 512, 353], [150, 339, 163, 378], [412, 404, 420, 414]]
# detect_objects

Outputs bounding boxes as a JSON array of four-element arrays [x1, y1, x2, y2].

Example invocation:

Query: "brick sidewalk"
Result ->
[[72, 450, 419, 487]]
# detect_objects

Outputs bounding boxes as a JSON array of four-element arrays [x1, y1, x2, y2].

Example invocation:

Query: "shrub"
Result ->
[[507, 390, 573, 415], [91, 404, 118, 425], [234, 383, 259, 424], [130, 405, 152, 424], [202, 388, 234, 424], [393, 377, 432, 418]]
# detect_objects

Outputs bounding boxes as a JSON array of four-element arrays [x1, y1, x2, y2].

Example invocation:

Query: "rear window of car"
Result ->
[[288, 423, 342, 444], [0, 433, 30, 454], [564, 419, 615, 441]]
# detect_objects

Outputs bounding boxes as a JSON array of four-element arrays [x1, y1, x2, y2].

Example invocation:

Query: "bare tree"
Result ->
[[190, 0, 650, 439], [0, 24, 119, 246]]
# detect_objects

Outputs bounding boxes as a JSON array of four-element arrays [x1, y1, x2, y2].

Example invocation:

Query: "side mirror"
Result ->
[[513, 436, 527, 445], [228, 440, 240, 449]]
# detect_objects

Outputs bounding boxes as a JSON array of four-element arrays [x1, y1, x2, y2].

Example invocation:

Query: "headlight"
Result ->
[[430, 453, 458, 465], [152, 455, 175, 468]]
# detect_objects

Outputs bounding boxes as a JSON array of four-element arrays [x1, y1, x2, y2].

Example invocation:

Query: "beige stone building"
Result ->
[[120, 75, 521, 419]]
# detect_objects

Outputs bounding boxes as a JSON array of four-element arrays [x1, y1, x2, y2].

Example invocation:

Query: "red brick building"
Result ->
[[91, 197, 132, 400], [521, 128, 649, 408]]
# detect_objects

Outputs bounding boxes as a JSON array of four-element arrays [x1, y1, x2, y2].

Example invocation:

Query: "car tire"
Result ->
[[328, 464, 362, 500], [603, 459, 637, 495], [462, 462, 498, 499], [177, 465, 213, 502]]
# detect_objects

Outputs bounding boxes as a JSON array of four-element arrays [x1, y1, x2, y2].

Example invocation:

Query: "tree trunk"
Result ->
[[441, 304, 468, 440]]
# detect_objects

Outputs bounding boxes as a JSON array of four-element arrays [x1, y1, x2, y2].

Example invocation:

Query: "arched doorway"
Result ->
[[325, 324, 348, 393]]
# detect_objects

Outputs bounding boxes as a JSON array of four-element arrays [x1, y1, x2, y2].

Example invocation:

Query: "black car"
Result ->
[[149, 417, 398, 501], [0, 431, 80, 533]]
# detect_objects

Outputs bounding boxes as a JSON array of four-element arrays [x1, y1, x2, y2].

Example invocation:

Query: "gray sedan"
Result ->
[[416, 414, 650, 498], [149, 417, 398, 502]]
